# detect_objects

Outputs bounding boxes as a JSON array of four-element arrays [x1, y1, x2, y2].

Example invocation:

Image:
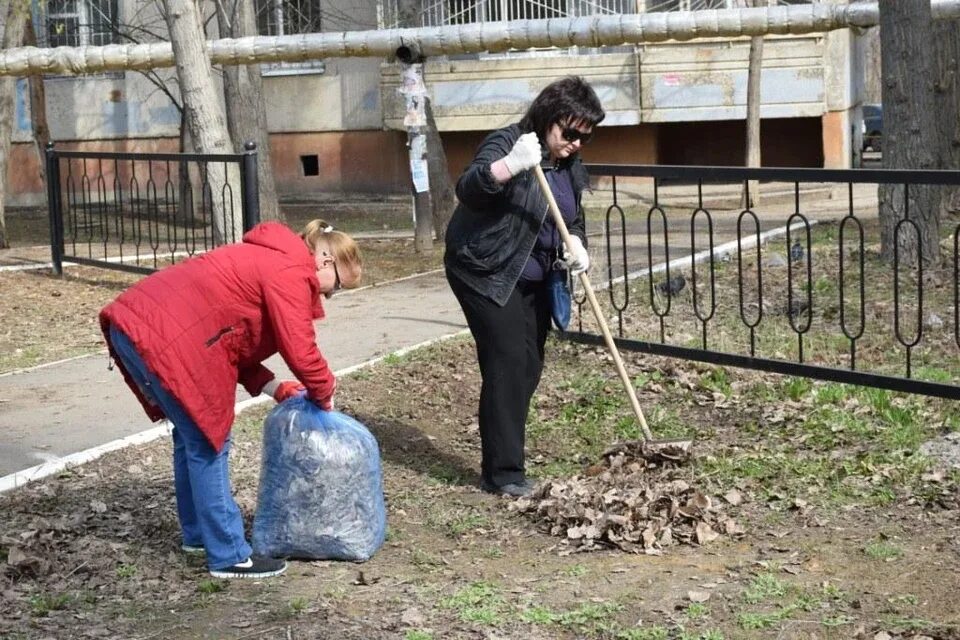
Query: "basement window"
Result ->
[[300, 155, 319, 177]]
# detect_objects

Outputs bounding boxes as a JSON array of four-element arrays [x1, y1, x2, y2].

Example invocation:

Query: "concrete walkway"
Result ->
[[0, 270, 469, 481]]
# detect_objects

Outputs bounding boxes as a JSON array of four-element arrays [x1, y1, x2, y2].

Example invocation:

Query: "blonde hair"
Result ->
[[301, 219, 363, 285]]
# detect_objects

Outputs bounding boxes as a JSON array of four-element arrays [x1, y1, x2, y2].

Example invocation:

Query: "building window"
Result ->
[[254, 0, 325, 74], [255, 0, 323, 36], [491, 0, 568, 21], [45, 0, 118, 48], [646, 0, 731, 10]]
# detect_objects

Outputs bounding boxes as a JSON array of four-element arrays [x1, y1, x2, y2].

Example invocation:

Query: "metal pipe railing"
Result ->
[[2, 1, 959, 77]]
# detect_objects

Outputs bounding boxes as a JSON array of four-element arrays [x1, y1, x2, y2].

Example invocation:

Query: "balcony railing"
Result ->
[[379, 0, 821, 29]]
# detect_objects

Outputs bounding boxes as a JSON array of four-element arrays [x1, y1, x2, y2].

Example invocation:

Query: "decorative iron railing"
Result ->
[[565, 164, 960, 400], [46, 142, 260, 276]]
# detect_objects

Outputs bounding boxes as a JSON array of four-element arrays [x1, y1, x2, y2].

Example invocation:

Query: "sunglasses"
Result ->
[[561, 126, 593, 144]]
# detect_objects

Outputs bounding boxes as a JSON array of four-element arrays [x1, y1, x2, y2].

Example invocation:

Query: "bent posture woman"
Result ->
[[100, 219, 361, 578]]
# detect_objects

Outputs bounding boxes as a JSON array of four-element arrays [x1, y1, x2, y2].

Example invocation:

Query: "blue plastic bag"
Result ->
[[252, 397, 386, 562], [547, 267, 572, 331]]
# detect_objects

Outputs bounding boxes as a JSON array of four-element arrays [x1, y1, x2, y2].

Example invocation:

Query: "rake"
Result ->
[[533, 164, 693, 458]]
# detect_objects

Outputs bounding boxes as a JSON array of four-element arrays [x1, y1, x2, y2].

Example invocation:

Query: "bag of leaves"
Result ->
[[252, 397, 386, 562]]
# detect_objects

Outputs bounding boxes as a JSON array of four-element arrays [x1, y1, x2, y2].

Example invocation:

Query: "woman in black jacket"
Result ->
[[445, 76, 605, 497]]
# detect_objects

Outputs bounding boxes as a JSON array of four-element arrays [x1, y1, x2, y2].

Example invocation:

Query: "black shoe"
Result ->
[[209, 555, 287, 579], [480, 478, 535, 497]]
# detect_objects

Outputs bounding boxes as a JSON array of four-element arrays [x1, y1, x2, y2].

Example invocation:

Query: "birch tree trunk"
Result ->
[[162, 0, 242, 244], [215, 0, 280, 221], [878, 0, 941, 268], [0, 0, 28, 249]]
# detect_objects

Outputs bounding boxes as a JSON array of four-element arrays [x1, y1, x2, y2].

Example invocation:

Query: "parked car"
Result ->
[[862, 104, 883, 152]]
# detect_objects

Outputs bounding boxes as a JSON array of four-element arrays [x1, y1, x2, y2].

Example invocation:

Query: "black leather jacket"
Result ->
[[444, 124, 589, 306]]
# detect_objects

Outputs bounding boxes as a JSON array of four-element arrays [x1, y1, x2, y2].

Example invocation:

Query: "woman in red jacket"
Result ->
[[100, 219, 361, 579]]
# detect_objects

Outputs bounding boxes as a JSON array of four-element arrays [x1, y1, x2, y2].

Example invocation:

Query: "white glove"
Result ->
[[501, 132, 542, 177], [562, 235, 590, 276]]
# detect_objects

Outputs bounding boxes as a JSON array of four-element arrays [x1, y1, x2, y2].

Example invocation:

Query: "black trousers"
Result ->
[[447, 271, 552, 486]]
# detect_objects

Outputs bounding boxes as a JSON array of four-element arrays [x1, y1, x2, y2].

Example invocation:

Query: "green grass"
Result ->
[[287, 597, 309, 615], [737, 609, 793, 630], [616, 626, 670, 639], [445, 511, 491, 538], [197, 579, 227, 594], [520, 600, 625, 634], [699, 368, 732, 397], [881, 615, 937, 631], [425, 462, 471, 485], [781, 376, 813, 401], [685, 602, 710, 620], [29, 592, 72, 617], [410, 548, 445, 571], [743, 573, 788, 604], [864, 539, 903, 561], [560, 563, 588, 578], [440, 581, 505, 625], [887, 593, 919, 607]]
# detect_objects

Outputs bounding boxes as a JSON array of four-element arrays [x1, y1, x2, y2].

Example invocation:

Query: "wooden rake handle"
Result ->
[[532, 164, 655, 443]]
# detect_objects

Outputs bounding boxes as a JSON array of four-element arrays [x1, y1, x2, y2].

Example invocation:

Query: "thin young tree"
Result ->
[[215, 0, 281, 221], [162, 0, 243, 243], [878, 0, 941, 268], [397, 0, 456, 250], [740, 0, 769, 209], [22, 18, 49, 188], [933, 22, 960, 214], [0, 0, 28, 249], [423, 85, 454, 242]]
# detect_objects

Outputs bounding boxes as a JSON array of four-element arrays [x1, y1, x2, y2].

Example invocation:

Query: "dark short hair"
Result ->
[[519, 76, 606, 141]]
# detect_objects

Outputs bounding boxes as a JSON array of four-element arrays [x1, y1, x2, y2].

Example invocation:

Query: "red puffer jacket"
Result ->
[[99, 222, 335, 452]]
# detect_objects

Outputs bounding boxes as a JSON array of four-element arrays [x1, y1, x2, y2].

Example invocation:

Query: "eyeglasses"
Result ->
[[331, 260, 342, 292], [561, 126, 593, 144]]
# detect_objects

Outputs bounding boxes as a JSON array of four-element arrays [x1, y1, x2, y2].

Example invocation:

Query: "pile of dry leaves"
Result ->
[[512, 441, 745, 554]]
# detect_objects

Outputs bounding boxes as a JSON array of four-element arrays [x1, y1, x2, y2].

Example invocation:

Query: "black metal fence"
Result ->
[[567, 164, 960, 400], [46, 142, 261, 275]]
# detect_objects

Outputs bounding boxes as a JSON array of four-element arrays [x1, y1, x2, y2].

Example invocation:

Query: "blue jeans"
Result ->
[[109, 326, 252, 570]]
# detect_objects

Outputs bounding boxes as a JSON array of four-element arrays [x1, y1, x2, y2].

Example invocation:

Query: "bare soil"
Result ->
[[2, 333, 958, 640]]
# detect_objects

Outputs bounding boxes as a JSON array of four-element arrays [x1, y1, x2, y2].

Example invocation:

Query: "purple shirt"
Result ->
[[520, 166, 576, 283]]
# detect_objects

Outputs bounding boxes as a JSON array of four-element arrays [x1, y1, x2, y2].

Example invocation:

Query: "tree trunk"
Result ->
[[742, 33, 763, 208], [163, 0, 242, 244], [0, 0, 28, 249], [878, 0, 941, 268], [23, 17, 49, 188], [396, 3, 430, 253], [933, 23, 960, 214], [400, 59, 433, 253], [740, 0, 766, 209], [424, 86, 454, 241], [215, 0, 280, 221]]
